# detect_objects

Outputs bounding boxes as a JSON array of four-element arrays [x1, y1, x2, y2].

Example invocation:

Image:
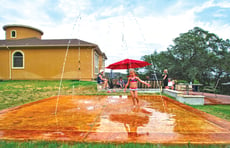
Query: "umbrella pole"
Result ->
[[110, 69, 113, 78]]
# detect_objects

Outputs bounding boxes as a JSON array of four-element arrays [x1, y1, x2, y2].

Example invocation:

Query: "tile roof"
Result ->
[[0, 37, 96, 47], [0, 37, 107, 58]]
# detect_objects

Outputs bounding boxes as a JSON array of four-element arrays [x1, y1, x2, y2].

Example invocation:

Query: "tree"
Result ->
[[141, 50, 172, 80], [141, 27, 230, 85]]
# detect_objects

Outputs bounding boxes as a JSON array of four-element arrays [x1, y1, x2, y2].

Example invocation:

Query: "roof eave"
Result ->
[[103, 53, 108, 60], [0, 44, 97, 48]]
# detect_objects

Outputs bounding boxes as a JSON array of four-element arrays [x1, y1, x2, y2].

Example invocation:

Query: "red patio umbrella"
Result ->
[[106, 58, 151, 70]]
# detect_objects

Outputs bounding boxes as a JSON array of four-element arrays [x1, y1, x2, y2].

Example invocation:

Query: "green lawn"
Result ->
[[0, 80, 229, 147], [0, 141, 228, 148], [192, 105, 230, 121], [0, 80, 98, 110]]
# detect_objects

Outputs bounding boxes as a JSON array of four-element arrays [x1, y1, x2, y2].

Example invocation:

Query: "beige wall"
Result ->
[[5, 27, 42, 40], [0, 49, 10, 79], [0, 47, 96, 81]]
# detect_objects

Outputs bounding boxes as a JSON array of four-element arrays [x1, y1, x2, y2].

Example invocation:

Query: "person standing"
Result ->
[[162, 69, 168, 88]]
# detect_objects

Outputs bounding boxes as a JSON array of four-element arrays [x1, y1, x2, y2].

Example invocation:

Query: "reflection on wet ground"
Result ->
[[0, 95, 229, 144]]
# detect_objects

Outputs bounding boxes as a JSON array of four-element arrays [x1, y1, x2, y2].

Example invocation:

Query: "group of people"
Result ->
[[97, 69, 150, 106], [97, 68, 173, 106], [97, 70, 125, 89]]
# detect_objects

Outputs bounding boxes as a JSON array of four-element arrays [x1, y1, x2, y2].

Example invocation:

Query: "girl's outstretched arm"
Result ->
[[137, 77, 150, 87]]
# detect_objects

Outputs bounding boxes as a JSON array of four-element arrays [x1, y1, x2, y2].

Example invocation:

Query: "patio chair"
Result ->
[[203, 78, 220, 97]]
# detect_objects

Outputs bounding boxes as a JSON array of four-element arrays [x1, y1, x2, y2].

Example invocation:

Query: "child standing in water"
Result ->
[[124, 69, 150, 106]]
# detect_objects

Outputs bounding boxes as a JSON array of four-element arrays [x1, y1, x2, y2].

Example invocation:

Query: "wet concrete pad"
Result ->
[[0, 95, 229, 144]]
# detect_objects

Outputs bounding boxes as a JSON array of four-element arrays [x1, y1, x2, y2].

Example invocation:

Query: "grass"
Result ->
[[191, 105, 230, 121], [0, 141, 228, 148], [0, 80, 99, 110]]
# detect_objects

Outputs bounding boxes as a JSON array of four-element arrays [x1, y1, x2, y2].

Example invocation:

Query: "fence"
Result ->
[[108, 79, 162, 89], [138, 80, 162, 89]]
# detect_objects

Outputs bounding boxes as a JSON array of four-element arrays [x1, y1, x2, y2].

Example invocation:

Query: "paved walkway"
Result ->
[[183, 91, 230, 105], [0, 95, 229, 144]]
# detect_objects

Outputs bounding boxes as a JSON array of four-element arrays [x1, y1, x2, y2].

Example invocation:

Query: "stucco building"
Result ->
[[0, 24, 107, 81]]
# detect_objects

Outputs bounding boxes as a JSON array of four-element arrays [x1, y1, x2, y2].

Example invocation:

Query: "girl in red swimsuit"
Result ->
[[124, 69, 150, 106]]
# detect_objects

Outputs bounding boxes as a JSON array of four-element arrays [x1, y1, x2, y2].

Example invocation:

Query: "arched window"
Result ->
[[12, 51, 24, 68], [11, 30, 16, 38]]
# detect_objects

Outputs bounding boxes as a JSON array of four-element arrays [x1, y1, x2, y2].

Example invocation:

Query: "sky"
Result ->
[[0, 0, 230, 70]]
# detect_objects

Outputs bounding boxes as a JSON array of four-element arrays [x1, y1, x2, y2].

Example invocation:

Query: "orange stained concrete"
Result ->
[[0, 95, 230, 144]]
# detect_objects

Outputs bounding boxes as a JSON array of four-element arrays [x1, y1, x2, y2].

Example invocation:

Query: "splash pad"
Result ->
[[0, 95, 229, 144]]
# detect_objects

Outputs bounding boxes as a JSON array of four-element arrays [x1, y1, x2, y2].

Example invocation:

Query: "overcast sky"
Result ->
[[0, 0, 230, 68]]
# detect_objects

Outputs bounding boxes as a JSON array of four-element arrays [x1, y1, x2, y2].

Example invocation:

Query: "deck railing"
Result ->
[[108, 79, 162, 89], [138, 80, 162, 88]]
